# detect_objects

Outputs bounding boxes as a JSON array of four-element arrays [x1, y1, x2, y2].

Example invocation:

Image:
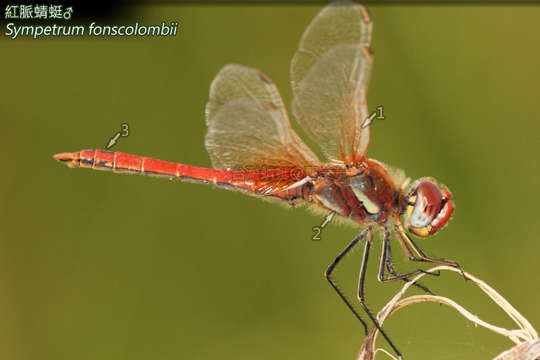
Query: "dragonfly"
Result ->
[[54, 1, 461, 358]]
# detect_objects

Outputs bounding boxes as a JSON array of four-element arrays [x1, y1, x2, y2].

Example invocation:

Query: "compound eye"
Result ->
[[408, 180, 442, 230]]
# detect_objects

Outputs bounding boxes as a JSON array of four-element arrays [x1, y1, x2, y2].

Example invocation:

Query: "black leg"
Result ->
[[325, 228, 370, 335], [357, 228, 403, 359], [395, 223, 465, 277], [378, 228, 437, 282], [378, 228, 437, 295]]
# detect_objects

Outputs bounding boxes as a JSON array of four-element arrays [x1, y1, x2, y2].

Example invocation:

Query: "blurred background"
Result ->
[[1, 3, 539, 360]]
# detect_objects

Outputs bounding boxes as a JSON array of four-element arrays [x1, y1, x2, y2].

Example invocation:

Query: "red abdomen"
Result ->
[[54, 150, 307, 202]]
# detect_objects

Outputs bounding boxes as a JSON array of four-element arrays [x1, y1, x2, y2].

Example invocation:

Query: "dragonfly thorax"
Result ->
[[310, 160, 398, 225]]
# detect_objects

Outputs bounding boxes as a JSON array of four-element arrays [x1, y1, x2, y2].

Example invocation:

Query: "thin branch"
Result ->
[[357, 266, 539, 360]]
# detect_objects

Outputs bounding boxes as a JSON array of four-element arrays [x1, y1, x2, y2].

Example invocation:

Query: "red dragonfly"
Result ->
[[54, 2, 460, 358]]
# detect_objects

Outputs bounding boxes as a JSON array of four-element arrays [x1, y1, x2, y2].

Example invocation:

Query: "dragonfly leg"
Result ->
[[395, 223, 466, 279], [379, 227, 437, 295], [357, 227, 403, 359], [325, 228, 370, 335]]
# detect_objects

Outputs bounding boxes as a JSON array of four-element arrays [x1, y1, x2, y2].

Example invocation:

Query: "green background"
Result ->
[[1, 4, 539, 360]]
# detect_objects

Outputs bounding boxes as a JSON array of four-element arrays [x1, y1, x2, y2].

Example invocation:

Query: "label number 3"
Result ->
[[121, 123, 129, 137]]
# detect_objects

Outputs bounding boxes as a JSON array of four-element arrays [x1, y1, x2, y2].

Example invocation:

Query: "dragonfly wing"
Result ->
[[291, 0, 373, 165], [205, 64, 320, 189]]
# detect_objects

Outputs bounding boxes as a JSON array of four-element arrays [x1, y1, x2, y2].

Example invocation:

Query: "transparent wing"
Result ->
[[205, 64, 320, 175], [291, 0, 373, 165]]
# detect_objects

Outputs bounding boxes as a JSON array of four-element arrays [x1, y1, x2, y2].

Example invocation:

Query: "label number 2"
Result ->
[[312, 226, 321, 241]]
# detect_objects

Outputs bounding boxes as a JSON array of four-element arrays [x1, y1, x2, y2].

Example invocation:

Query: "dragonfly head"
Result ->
[[403, 178, 454, 237]]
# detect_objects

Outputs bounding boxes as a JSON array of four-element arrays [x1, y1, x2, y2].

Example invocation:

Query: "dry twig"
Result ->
[[357, 266, 539, 360]]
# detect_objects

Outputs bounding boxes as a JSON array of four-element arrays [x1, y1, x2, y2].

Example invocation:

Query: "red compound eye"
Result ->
[[407, 179, 454, 237], [430, 200, 454, 234], [409, 181, 442, 228]]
